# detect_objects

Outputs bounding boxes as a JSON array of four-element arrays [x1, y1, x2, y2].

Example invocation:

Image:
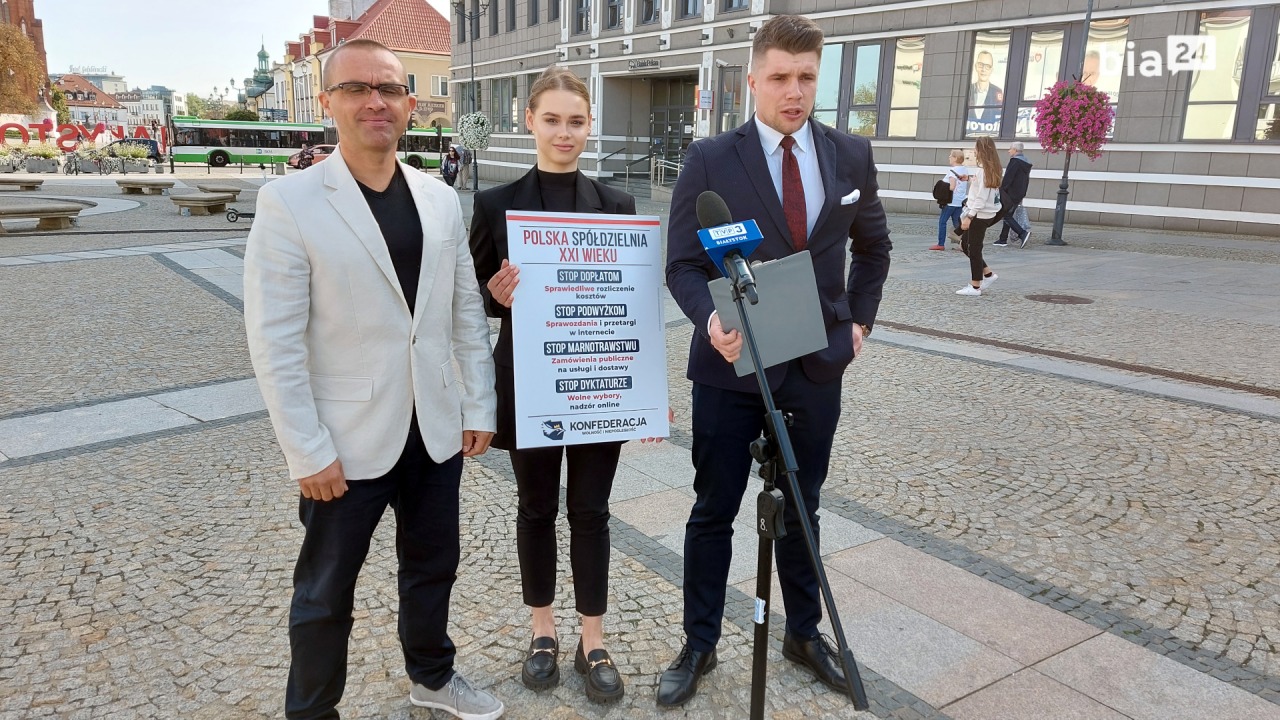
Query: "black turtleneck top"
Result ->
[[537, 168, 578, 212]]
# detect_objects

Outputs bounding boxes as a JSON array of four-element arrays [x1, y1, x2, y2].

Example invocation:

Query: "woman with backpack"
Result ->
[[956, 137, 1002, 296]]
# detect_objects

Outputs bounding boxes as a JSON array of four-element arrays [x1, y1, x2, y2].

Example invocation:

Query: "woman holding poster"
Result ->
[[468, 65, 636, 704]]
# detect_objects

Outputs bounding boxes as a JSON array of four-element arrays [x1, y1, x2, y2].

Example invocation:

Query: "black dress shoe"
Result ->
[[574, 640, 624, 704], [521, 636, 559, 691], [782, 632, 847, 694], [655, 643, 717, 707]]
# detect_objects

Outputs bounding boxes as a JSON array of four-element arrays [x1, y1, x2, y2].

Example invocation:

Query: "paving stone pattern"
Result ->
[[0, 256, 253, 417]]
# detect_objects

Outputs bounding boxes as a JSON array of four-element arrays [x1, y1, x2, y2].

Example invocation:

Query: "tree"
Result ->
[[0, 25, 43, 116], [185, 93, 206, 118], [224, 108, 259, 121], [203, 98, 229, 120], [50, 88, 70, 125]]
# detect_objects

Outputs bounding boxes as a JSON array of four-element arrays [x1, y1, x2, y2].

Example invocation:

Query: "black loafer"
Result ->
[[574, 640, 624, 703], [655, 643, 717, 707], [521, 636, 559, 691], [782, 632, 847, 693]]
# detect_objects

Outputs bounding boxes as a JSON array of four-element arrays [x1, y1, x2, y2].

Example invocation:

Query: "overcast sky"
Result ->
[[40, 0, 453, 100]]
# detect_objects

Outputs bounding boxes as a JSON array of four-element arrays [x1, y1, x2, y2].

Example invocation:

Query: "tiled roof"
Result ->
[[349, 0, 451, 55], [54, 74, 123, 108]]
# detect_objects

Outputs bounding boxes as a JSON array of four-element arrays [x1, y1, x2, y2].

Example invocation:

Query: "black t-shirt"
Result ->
[[357, 166, 423, 313]]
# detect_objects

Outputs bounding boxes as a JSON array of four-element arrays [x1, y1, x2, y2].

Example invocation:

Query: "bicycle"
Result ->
[[63, 154, 81, 175], [97, 156, 120, 176]]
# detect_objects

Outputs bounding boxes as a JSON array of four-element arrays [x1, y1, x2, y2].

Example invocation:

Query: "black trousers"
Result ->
[[285, 421, 462, 720], [962, 215, 999, 282], [509, 441, 622, 616], [683, 362, 842, 652]]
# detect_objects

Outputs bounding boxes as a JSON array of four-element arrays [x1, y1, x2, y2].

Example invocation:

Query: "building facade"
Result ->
[[1, 0, 53, 121], [115, 89, 166, 128], [451, 0, 1280, 236], [54, 74, 127, 126]]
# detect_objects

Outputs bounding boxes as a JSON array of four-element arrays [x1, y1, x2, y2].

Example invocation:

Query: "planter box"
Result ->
[[121, 160, 150, 174], [24, 157, 59, 173], [0, 158, 14, 173]]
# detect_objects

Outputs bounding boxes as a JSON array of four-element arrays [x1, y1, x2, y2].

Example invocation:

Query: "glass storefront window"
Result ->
[[846, 43, 881, 136], [967, 30, 1011, 137], [1184, 10, 1253, 140], [814, 44, 843, 128], [887, 36, 924, 138]]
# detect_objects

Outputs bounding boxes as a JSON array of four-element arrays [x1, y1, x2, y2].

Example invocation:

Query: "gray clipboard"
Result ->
[[708, 251, 828, 377]]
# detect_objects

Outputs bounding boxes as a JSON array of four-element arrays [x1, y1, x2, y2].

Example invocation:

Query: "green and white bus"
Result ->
[[171, 116, 454, 169], [171, 116, 326, 166]]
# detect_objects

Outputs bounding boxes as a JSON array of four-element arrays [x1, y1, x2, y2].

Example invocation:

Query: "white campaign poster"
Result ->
[[506, 210, 669, 449]]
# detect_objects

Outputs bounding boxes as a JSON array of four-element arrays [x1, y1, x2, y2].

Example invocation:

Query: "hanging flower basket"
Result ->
[[457, 112, 491, 151], [1033, 81, 1115, 160]]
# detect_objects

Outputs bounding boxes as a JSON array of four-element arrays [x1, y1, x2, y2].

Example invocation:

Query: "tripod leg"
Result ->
[[749, 533, 773, 720], [781, 468, 869, 709]]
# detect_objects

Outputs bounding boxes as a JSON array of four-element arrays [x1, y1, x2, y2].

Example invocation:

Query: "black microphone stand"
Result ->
[[722, 258, 869, 718]]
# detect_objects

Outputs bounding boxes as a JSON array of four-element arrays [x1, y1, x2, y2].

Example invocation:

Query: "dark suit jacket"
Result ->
[[469, 167, 637, 448], [665, 117, 893, 394], [1001, 154, 1032, 205]]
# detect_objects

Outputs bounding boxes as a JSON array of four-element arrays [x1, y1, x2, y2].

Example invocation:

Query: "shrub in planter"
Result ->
[[23, 143, 60, 173], [114, 142, 151, 173], [0, 145, 14, 173]]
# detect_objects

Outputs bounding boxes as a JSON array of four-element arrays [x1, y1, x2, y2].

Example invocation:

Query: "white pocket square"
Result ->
[[840, 189, 861, 206]]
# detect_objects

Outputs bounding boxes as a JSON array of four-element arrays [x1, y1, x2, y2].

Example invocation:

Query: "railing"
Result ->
[[624, 154, 652, 192], [653, 156, 683, 187]]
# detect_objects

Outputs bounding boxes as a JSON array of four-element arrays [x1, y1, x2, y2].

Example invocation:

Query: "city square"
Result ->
[[0, 170, 1277, 718]]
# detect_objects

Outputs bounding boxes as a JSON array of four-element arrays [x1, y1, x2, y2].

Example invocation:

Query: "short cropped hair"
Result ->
[[1010, 141, 1025, 152], [322, 39, 401, 87], [751, 15, 824, 66]]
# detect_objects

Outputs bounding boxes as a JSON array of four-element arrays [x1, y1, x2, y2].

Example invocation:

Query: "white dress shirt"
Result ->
[[754, 115, 825, 238]]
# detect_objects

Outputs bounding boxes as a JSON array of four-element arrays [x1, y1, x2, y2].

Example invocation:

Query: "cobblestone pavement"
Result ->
[[1, 179, 1277, 718]]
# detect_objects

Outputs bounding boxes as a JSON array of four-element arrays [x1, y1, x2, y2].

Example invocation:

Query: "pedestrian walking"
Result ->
[[468, 65, 637, 706], [456, 143, 473, 190], [243, 38, 504, 720], [957, 137, 1002, 296], [994, 141, 1033, 247], [441, 146, 460, 186], [931, 149, 968, 250]]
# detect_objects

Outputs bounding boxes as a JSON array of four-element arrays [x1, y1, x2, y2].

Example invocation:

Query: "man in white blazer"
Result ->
[[244, 39, 503, 720]]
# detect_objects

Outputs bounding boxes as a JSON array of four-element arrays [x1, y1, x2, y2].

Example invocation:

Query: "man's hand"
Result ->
[[462, 430, 494, 457], [960, 216, 971, 231], [709, 312, 742, 364], [486, 260, 520, 308], [298, 458, 347, 502], [853, 323, 865, 358]]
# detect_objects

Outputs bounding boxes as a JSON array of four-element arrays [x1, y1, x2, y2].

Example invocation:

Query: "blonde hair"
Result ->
[[528, 65, 590, 111], [974, 137, 1003, 188], [949, 149, 965, 164]]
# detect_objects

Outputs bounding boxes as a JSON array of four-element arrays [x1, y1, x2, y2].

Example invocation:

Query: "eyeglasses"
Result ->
[[325, 82, 412, 99], [975, 62, 993, 70]]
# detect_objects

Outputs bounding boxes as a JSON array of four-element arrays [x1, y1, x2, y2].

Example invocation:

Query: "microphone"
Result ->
[[696, 191, 763, 304]]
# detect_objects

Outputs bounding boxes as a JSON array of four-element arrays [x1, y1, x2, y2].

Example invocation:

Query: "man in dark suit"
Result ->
[[658, 14, 892, 708]]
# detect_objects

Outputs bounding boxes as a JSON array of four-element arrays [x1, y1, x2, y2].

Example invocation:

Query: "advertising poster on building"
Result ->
[[506, 211, 669, 449], [967, 30, 1011, 136]]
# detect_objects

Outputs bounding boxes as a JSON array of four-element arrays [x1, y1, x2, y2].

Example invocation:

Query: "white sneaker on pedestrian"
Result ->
[[1020, 230, 1032, 248], [410, 673, 505, 720], [956, 285, 982, 296], [980, 273, 998, 290]]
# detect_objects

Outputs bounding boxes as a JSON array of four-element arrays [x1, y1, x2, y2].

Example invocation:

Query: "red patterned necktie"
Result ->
[[780, 135, 807, 251]]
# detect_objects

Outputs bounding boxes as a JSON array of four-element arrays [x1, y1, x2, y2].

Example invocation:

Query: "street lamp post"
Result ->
[[452, 0, 488, 192], [1048, 0, 1095, 246]]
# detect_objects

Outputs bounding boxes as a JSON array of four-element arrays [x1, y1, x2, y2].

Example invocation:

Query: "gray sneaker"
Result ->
[[410, 673, 505, 720]]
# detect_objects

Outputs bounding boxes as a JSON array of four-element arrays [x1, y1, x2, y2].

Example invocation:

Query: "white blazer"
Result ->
[[244, 147, 496, 481]]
